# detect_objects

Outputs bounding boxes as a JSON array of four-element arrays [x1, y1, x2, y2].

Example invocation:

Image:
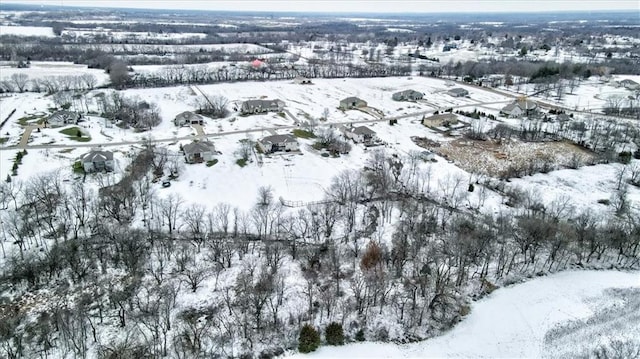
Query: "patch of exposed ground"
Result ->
[[412, 136, 597, 178]]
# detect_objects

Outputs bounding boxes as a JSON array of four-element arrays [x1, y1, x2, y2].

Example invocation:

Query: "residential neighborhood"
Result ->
[[0, 4, 638, 359]]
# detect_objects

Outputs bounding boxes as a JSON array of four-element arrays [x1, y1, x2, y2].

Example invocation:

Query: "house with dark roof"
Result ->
[[182, 141, 216, 163], [447, 88, 469, 97], [342, 125, 379, 145], [620, 79, 640, 90], [500, 99, 538, 118], [258, 134, 299, 153], [174, 111, 204, 126], [392, 89, 424, 102], [240, 99, 285, 115], [48, 110, 81, 127], [339, 97, 367, 110], [81, 150, 114, 173]]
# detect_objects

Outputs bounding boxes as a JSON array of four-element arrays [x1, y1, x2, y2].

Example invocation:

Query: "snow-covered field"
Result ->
[[289, 270, 640, 359], [0, 25, 55, 37], [0, 61, 110, 87]]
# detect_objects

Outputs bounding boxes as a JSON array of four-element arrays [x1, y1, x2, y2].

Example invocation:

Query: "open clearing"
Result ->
[[288, 270, 640, 359]]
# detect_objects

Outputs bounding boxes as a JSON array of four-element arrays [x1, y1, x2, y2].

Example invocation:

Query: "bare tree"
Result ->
[[10, 73, 29, 92], [157, 193, 184, 235], [197, 94, 229, 118]]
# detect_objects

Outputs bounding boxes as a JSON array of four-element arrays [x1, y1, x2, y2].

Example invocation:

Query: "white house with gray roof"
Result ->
[[500, 99, 538, 118], [392, 89, 424, 102], [240, 99, 285, 115], [447, 88, 469, 97], [342, 125, 379, 145], [81, 150, 114, 173], [258, 134, 299, 153], [174, 111, 204, 126], [182, 141, 216, 163], [48, 110, 81, 127], [339, 97, 367, 110]]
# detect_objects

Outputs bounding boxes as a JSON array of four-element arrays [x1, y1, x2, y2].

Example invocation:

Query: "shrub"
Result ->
[[72, 161, 85, 174], [360, 241, 383, 271], [375, 327, 389, 342], [355, 329, 365, 342], [618, 151, 632, 164], [298, 324, 321, 353], [325, 322, 344, 346], [236, 158, 247, 167]]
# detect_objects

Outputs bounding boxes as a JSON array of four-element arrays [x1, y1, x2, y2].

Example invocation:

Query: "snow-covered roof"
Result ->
[[393, 89, 422, 96], [351, 126, 376, 135], [183, 141, 215, 155], [82, 150, 113, 163], [424, 113, 458, 121], [242, 99, 283, 108], [448, 88, 469, 95], [260, 134, 297, 145], [340, 96, 366, 104], [175, 111, 201, 121]]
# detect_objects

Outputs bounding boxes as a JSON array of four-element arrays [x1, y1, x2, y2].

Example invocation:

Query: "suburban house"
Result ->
[[339, 97, 367, 110], [620, 79, 640, 90], [500, 99, 538, 118], [392, 89, 424, 102], [422, 113, 459, 127], [447, 88, 469, 97], [174, 111, 204, 126], [294, 76, 312, 84], [240, 99, 285, 115], [81, 150, 114, 173], [258, 134, 299, 153], [443, 43, 458, 52], [342, 125, 379, 145], [182, 141, 216, 163], [48, 110, 81, 127]]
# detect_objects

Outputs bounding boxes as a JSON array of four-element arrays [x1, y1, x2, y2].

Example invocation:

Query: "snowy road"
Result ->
[[0, 100, 509, 151], [290, 270, 640, 359]]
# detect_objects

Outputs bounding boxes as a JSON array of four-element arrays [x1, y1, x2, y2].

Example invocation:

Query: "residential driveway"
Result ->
[[283, 109, 300, 125], [358, 106, 384, 119], [18, 124, 43, 148], [192, 124, 206, 138]]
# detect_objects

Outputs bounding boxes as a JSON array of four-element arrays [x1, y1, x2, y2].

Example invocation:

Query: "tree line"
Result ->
[[0, 147, 638, 358]]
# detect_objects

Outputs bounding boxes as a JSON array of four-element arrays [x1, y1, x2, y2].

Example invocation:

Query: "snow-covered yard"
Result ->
[[289, 270, 640, 359]]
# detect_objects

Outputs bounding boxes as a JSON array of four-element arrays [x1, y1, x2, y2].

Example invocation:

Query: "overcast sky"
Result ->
[[5, 0, 640, 13]]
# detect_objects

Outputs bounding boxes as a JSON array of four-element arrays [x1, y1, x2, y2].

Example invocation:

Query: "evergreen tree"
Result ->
[[325, 322, 344, 346], [298, 324, 321, 353]]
